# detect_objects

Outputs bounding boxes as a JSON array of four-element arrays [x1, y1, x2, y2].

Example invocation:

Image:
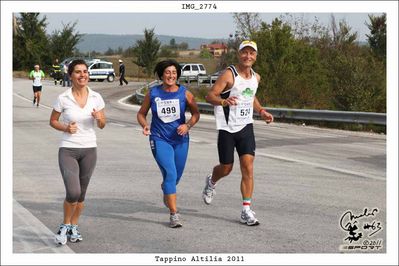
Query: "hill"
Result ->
[[76, 34, 226, 53]]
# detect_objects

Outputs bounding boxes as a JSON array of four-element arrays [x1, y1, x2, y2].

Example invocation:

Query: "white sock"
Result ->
[[208, 177, 216, 188]]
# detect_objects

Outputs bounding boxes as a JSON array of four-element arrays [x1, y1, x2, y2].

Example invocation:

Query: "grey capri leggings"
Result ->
[[58, 147, 97, 203]]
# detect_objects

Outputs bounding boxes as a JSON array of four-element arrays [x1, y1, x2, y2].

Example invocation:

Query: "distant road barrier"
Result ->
[[134, 81, 386, 126], [178, 74, 218, 86]]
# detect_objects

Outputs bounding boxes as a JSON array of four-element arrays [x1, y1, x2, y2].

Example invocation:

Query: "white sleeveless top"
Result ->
[[214, 65, 258, 133]]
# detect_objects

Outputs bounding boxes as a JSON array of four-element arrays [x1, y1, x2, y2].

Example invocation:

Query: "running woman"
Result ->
[[50, 59, 106, 245], [137, 59, 200, 228], [202, 40, 274, 226], [29, 64, 45, 107]]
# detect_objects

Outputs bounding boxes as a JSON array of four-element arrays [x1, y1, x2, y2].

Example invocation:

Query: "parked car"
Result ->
[[86, 59, 116, 82], [179, 63, 206, 81]]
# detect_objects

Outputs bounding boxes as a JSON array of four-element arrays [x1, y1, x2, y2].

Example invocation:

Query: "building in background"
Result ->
[[200, 43, 228, 57]]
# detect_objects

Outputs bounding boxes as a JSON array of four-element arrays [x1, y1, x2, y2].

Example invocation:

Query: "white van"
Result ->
[[179, 63, 206, 81], [86, 59, 116, 82]]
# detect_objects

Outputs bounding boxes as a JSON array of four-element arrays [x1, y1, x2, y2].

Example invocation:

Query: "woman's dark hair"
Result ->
[[68, 59, 88, 76], [154, 59, 181, 80]]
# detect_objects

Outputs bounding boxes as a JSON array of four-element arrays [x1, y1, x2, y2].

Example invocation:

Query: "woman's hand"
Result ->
[[142, 125, 151, 136], [177, 124, 190, 136], [91, 108, 103, 120], [66, 122, 77, 134]]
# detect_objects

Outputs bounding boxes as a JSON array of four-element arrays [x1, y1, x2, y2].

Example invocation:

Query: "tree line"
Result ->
[[13, 13, 386, 113], [13, 13, 83, 72], [223, 13, 386, 113]]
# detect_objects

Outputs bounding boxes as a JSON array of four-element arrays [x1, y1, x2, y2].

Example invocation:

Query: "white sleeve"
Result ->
[[53, 96, 63, 113], [96, 94, 105, 111]]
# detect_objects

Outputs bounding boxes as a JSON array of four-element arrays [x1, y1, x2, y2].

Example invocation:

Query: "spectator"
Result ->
[[118, 59, 128, 86], [62, 61, 71, 87]]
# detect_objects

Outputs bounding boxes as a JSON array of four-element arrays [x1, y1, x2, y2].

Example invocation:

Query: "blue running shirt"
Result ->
[[150, 84, 189, 144]]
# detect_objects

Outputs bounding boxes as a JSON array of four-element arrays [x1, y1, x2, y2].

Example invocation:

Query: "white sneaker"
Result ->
[[69, 224, 83, 242], [202, 174, 216, 205], [240, 209, 260, 226], [170, 213, 182, 228], [54, 224, 69, 245]]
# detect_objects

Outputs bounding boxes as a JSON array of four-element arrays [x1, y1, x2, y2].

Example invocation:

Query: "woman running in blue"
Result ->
[[137, 59, 200, 228]]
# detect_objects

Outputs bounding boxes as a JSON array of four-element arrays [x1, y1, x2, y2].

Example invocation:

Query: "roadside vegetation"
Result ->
[[14, 12, 386, 115]]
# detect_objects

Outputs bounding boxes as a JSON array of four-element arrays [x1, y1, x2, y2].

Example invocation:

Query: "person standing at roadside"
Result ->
[[50, 59, 106, 245], [118, 59, 128, 86], [62, 60, 71, 87], [137, 59, 200, 228], [29, 64, 45, 107], [52, 58, 62, 85], [202, 40, 274, 226]]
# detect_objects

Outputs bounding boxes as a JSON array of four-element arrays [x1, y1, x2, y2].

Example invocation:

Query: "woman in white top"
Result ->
[[49, 59, 106, 245]]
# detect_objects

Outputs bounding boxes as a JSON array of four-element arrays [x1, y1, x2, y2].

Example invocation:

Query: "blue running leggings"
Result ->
[[150, 139, 189, 195]]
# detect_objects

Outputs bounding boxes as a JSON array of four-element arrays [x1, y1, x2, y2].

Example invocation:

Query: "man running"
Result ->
[[202, 40, 274, 226]]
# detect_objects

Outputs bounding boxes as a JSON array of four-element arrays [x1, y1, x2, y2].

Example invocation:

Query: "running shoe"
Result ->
[[33, 98, 36, 105], [170, 213, 182, 228], [54, 224, 69, 245], [69, 224, 83, 242], [240, 209, 260, 226], [202, 174, 216, 205]]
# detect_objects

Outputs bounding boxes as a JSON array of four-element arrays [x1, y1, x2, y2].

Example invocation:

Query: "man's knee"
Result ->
[[219, 164, 233, 176]]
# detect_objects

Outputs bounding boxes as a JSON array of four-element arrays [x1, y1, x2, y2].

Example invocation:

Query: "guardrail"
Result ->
[[178, 74, 219, 86], [134, 82, 386, 126]]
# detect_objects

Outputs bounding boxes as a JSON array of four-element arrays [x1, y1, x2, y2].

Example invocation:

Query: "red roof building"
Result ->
[[201, 43, 228, 57]]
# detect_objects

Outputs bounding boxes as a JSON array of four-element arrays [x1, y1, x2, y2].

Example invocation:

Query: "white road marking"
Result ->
[[109, 122, 126, 127], [13, 92, 52, 110], [256, 151, 385, 181], [13, 199, 74, 253]]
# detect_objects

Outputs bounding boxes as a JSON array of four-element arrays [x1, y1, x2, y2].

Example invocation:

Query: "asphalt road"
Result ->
[[12, 78, 386, 255]]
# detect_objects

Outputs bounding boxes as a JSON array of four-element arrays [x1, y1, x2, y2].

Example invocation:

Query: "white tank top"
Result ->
[[214, 65, 258, 133]]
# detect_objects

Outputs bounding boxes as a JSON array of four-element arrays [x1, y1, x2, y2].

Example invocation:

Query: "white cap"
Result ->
[[239, 40, 257, 52], [118, 59, 123, 63]]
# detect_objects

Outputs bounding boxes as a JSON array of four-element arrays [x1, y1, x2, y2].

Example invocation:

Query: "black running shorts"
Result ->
[[33, 86, 42, 92], [217, 123, 256, 164]]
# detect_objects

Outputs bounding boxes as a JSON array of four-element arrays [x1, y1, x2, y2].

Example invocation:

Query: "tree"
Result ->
[[253, 18, 330, 109], [116, 46, 124, 55], [325, 47, 386, 112], [366, 13, 386, 61], [13, 13, 48, 70], [233, 13, 261, 39], [49, 22, 83, 62], [169, 38, 176, 49], [199, 49, 213, 59], [133, 28, 161, 77], [218, 33, 240, 70], [177, 42, 188, 50], [159, 46, 177, 58], [104, 47, 115, 55], [279, 13, 328, 44], [330, 15, 358, 49]]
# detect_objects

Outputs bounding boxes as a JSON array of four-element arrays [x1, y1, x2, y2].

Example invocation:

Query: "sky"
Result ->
[[41, 12, 380, 42]]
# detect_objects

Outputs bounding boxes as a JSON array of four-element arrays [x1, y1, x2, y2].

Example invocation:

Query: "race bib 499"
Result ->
[[156, 99, 181, 123]]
